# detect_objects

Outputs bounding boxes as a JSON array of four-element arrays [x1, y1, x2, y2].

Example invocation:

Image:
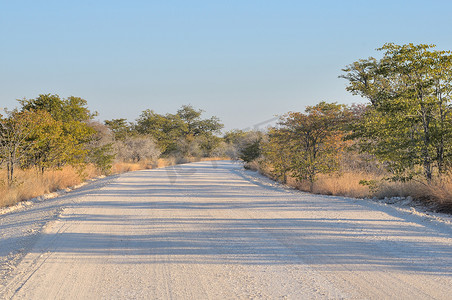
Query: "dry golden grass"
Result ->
[[269, 172, 374, 198], [0, 166, 98, 208], [251, 161, 452, 212], [111, 161, 153, 173], [428, 178, 452, 211], [312, 172, 372, 198]]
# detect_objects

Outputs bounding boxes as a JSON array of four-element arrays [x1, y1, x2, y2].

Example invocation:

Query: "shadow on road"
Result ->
[[10, 161, 452, 278]]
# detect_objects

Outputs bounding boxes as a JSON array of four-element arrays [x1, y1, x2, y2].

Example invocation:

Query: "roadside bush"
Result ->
[[239, 139, 262, 163], [86, 121, 115, 174], [114, 136, 161, 163]]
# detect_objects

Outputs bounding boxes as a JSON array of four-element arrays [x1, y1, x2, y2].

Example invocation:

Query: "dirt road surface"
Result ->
[[1, 161, 452, 299]]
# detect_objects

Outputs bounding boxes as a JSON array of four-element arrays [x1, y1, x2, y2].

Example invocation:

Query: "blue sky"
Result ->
[[1, 1, 451, 130]]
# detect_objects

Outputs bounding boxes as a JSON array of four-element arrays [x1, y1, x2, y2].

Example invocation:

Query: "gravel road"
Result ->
[[1, 161, 452, 299]]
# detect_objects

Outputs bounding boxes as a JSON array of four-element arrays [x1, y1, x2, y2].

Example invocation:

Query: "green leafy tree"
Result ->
[[104, 118, 134, 141], [135, 110, 186, 154], [275, 102, 351, 191], [86, 121, 116, 174], [19, 94, 97, 171], [136, 105, 224, 156], [23, 111, 67, 173], [223, 130, 264, 160], [19, 94, 96, 122], [176, 105, 224, 157], [341, 43, 452, 181], [262, 128, 292, 183], [0, 110, 49, 184], [239, 138, 262, 163], [177, 105, 223, 136], [223, 129, 247, 145], [198, 135, 222, 157]]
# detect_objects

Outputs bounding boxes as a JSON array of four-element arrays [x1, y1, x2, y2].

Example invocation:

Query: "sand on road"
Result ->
[[1, 161, 452, 299]]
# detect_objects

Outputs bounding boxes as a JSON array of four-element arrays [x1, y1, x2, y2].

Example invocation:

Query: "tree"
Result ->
[[19, 94, 96, 122], [223, 129, 247, 145], [223, 130, 263, 160], [115, 136, 161, 163], [104, 118, 133, 141], [22, 111, 67, 173], [198, 135, 222, 157], [0, 110, 50, 185], [341, 43, 452, 181], [135, 110, 186, 154], [135, 105, 224, 156], [18, 94, 96, 170], [86, 121, 116, 174], [275, 102, 351, 191], [177, 105, 223, 136], [262, 128, 292, 183], [239, 138, 262, 163]]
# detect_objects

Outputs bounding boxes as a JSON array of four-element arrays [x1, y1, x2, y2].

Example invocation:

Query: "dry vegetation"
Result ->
[[247, 161, 452, 213], [0, 157, 228, 209], [0, 165, 99, 208]]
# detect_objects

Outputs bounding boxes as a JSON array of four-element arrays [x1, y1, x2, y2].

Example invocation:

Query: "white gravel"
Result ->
[[1, 161, 451, 299]]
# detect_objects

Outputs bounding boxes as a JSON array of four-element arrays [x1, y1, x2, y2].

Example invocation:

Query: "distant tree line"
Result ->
[[0, 95, 259, 186], [105, 105, 224, 159]]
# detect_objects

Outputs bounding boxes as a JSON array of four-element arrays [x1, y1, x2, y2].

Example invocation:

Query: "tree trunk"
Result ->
[[10, 163, 14, 186], [420, 102, 433, 181], [309, 179, 314, 193], [7, 162, 11, 185]]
